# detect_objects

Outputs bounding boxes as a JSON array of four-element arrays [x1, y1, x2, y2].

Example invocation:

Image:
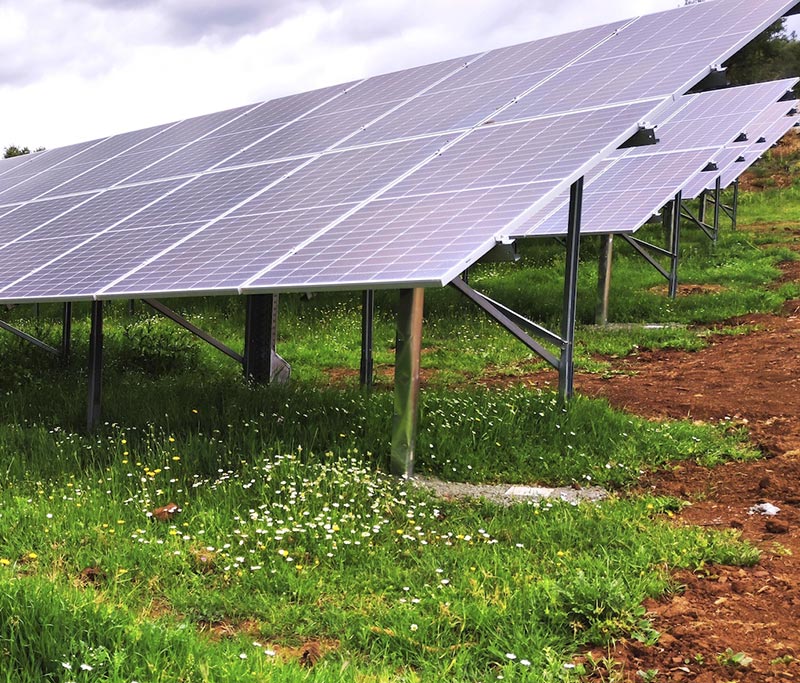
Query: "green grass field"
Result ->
[[0, 170, 797, 681]]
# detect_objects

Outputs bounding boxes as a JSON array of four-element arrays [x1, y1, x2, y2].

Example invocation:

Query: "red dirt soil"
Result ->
[[561, 272, 800, 679]]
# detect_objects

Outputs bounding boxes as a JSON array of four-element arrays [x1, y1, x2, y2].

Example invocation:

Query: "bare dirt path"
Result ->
[[562, 271, 800, 680]]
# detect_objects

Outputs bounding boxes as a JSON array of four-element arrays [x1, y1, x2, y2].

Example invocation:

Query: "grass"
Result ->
[[0, 447, 758, 682], [0, 176, 794, 680]]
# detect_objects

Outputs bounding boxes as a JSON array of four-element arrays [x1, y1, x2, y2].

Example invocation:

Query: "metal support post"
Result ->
[[391, 288, 424, 478], [668, 191, 682, 299], [732, 179, 740, 231], [662, 200, 672, 248], [87, 301, 104, 432], [595, 234, 613, 326], [559, 177, 583, 401], [698, 190, 707, 224], [360, 290, 375, 388], [244, 294, 290, 384], [712, 176, 721, 243], [61, 302, 72, 363]]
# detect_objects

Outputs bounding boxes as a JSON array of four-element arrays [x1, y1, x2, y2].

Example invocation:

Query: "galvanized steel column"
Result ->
[[668, 191, 683, 299], [558, 177, 583, 401], [595, 234, 613, 326], [244, 294, 290, 384], [360, 289, 375, 388], [391, 288, 424, 477], [87, 300, 103, 432], [61, 302, 72, 364]]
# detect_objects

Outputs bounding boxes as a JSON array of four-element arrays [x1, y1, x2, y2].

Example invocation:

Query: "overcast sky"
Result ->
[[1, 0, 796, 150]]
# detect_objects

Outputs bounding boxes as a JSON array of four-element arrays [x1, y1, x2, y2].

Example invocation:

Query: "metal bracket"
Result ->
[[477, 239, 520, 264], [690, 65, 728, 92], [618, 123, 659, 149], [621, 190, 682, 298], [450, 177, 584, 400], [243, 294, 291, 384], [360, 290, 375, 388]]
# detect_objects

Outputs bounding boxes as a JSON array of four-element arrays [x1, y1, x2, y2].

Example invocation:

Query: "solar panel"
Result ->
[[0, 0, 797, 302], [511, 79, 799, 238], [715, 101, 799, 188]]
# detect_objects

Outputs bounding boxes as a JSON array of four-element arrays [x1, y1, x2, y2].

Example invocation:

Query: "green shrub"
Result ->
[[114, 316, 201, 374]]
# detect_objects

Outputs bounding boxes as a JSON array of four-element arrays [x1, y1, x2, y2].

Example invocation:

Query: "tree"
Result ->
[[3, 145, 30, 158], [684, 0, 800, 86]]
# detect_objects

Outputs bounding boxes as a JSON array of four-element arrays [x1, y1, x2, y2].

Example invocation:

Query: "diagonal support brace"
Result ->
[[142, 298, 243, 364], [450, 278, 561, 369], [0, 319, 60, 356]]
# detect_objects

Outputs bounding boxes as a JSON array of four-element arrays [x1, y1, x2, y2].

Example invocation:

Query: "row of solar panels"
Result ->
[[519, 78, 800, 238], [0, 0, 797, 303]]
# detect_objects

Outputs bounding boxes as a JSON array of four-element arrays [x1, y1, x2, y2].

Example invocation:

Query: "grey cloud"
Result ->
[[66, 0, 346, 43]]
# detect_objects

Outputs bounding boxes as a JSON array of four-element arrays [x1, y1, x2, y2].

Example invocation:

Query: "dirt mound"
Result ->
[[596, 455, 800, 682], [573, 299, 800, 458]]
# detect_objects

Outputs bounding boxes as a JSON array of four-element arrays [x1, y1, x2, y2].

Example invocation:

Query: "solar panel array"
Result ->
[[710, 100, 800, 190], [0, 0, 798, 302], [510, 79, 799, 238]]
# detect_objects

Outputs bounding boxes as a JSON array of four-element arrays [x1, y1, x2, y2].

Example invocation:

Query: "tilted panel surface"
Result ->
[[528, 150, 713, 236], [718, 103, 799, 187], [514, 79, 799, 238], [0, 0, 798, 302], [681, 147, 749, 199], [100, 137, 452, 294], [106, 102, 654, 297]]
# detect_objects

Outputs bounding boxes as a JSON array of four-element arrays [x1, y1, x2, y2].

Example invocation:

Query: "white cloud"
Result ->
[[0, 0, 702, 150]]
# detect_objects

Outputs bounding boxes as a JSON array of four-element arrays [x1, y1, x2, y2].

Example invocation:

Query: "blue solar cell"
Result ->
[[624, 79, 797, 156], [0, 153, 38, 180], [229, 135, 450, 216], [517, 80, 799, 236], [0, 142, 104, 202], [437, 21, 628, 90], [347, 75, 536, 145], [218, 103, 394, 168], [0, 162, 102, 204], [681, 147, 746, 198], [243, 183, 560, 291], [133, 104, 259, 151], [41, 148, 183, 196], [0, 196, 96, 245], [25, 180, 185, 240], [211, 82, 356, 135], [383, 101, 657, 199], [115, 163, 300, 230], [101, 205, 349, 296], [0, 235, 93, 291], [0, 222, 208, 300], [523, 150, 712, 236], [313, 59, 471, 114]]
